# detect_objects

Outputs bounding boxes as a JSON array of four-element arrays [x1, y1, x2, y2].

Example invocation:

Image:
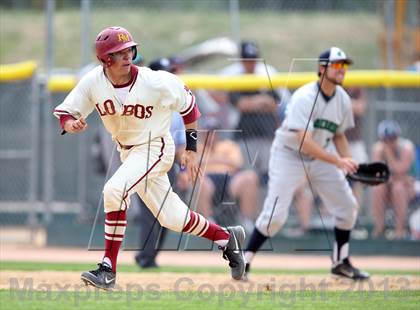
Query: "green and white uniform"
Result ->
[[255, 81, 358, 237]]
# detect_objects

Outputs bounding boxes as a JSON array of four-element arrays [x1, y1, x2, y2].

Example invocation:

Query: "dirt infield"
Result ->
[[1, 245, 419, 270], [1, 270, 419, 292], [1, 245, 419, 293]]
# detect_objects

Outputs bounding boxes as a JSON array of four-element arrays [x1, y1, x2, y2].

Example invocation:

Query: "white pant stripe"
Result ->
[[191, 214, 207, 235], [198, 220, 209, 237], [105, 219, 127, 225], [105, 225, 126, 235], [186, 214, 199, 234], [104, 235, 124, 241]]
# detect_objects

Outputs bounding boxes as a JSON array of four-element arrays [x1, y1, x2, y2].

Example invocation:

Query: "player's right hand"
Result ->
[[180, 150, 202, 184], [64, 117, 88, 133], [336, 157, 358, 175]]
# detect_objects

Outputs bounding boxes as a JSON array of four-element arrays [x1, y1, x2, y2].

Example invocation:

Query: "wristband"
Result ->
[[185, 129, 198, 152]]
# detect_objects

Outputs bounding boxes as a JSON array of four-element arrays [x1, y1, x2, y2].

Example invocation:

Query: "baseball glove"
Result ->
[[347, 162, 390, 186]]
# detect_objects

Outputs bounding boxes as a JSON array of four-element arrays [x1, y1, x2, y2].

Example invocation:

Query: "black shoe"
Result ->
[[220, 226, 246, 280], [331, 258, 370, 280], [81, 263, 116, 290], [135, 254, 159, 269]]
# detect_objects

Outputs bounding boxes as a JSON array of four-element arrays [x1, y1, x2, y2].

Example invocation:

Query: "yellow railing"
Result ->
[[0, 61, 37, 81], [181, 71, 420, 90], [48, 70, 419, 92], [0, 61, 419, 91]]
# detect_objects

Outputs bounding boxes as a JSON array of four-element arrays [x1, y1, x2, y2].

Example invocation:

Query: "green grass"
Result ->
[[1, 261, 419, 276], [1, 290, 419, 310], [1, 261, 418, 309], [0, 8, 381, 71]]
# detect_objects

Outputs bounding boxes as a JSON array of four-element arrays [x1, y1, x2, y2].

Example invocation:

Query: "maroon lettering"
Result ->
[[121, 104, 153, 119], [96, 100, 116, 116], [134, 104, 145, 119], [145, 106, 153, 118], [95, 103, 107, 116], [103, 100, 116, 115], [122, 105, 134, 116]]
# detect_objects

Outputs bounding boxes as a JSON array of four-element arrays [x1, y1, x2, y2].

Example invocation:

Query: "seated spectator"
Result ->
[[196, 119, 259, 231], [345, 87, 368, 206], [409, 207, 420, 240], [371, 120, 416, 239]]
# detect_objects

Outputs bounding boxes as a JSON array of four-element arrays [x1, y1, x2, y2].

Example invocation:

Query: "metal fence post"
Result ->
[[28, 75, 41, 241], [229, 0, 240, 45], [43, 0, 55, 224]]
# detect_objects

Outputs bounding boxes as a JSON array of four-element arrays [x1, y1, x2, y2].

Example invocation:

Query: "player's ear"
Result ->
[[105, 55, 114, 67], [318, 65, 326, 77]]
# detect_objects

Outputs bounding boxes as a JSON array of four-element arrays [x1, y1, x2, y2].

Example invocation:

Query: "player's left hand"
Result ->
[[180, 150, 202, 184]]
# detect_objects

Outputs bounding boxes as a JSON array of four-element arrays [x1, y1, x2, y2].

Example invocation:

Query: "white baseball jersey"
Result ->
[[53, 65, 198, 232], [53, 65, 196, 146], [277, 81, 354, 154], [255, 81, 358, 238]]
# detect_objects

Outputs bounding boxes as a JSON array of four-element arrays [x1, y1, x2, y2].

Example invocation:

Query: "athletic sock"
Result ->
[[333, 226, 350, 264], [182, 210, 230, 247], [244, 227, 268, 264], [103, 210, 127, 272]]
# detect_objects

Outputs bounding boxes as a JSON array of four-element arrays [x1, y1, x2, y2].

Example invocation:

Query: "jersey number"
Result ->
[[96, 100, 153, 119]]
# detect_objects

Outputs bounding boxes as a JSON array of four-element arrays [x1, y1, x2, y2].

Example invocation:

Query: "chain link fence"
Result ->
[[1, 0, 419, 247], [1, 73, 418, 245], [0, 73, 40, 237]]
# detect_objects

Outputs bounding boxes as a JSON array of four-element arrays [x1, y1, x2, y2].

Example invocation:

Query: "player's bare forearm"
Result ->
[[297, 131, 339, 165], [298, 131, 357, 173], [333, 133, 351, 158], [184, 120, 198, 131]]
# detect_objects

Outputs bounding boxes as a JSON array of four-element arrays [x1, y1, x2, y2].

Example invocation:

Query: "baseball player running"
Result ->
[[244, 47, 369, 280], [53, 26, 245, 289]]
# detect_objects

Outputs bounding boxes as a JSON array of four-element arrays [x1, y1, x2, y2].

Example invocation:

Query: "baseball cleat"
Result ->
[[81, 263, 116, 290], [221, 226, 246, 280], [242, 263, 251, 282], [331, 258, 370, 280]]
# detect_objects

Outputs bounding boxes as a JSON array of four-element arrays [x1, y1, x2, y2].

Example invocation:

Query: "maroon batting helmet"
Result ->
[[95, 26, 138, 67]]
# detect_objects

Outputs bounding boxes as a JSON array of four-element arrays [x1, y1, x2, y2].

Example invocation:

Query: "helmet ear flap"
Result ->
[[132, 46, 137, 61]]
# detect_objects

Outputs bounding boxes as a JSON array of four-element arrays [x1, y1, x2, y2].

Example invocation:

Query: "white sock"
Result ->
[[102, 257, 112, 269], [244, 251, 255, 264], [332, 242, 349, 264], [215, 239, 229, 247]]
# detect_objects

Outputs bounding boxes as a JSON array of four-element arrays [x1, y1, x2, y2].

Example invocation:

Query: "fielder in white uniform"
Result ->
[[244, 47, 369, 280], [53, 26, 246, 289]]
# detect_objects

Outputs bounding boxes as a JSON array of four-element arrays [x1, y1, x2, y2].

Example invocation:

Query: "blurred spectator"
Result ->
[[345, 87, 368, 206], [406, 52, 420, 72], [162, 56, 231, 136], [371, 120, 416, 239], [409, 207, 420, 240], [220, 40, 290, 181], [196, 118, 259, 232]]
